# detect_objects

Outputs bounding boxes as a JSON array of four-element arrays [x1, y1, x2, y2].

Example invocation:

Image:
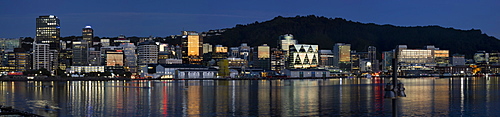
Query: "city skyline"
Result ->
[[0, 0, 499, 38]]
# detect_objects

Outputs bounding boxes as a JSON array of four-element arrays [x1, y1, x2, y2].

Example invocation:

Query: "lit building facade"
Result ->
[[271, 48, 285, 73], [278, 34, 297, 58], [7, 48, 30, 72], [319, 50, 334, 69], [72, 41, 88, 66], [138, 41, 158, 66], [33, 43, 54, 71], [119, 43, 137, 73], [82, 26, 93, 44], [287, 44, 319, 69], [181, 31, 203, 65], [36, 15, 60, 50], [333, 43, 351, 73]]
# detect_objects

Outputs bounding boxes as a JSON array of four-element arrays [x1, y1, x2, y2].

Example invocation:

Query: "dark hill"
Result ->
[[203, 15, 500, 58]]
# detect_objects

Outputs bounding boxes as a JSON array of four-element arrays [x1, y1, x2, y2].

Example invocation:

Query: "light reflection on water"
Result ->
[[0, 77, 499, 116]]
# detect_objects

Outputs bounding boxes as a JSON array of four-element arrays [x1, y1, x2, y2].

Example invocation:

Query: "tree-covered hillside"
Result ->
[[203, 15, 500, 58]]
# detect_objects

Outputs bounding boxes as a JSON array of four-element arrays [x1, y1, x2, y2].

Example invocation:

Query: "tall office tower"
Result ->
[[333, 43, 351, 73], [382, 51, 394, 71], [181, 31, 203, 64], [253, 44, 271, 69], [137, 40, 158, 66], [33, 43, 53, 72], [271, 48, 285, 73], [72, 41, 88, 66], [82, 26, 93, 43], [119, 43, 137, 73], [278, 34, 297, 58], [36, 15, 60, 50], [319, 50, 334, 69], [368, 46, 379, 72], [257, 44, 270, 59]]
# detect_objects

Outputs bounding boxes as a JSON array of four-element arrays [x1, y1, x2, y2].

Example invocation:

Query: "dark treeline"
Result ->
[[203, 15, 500, 58]]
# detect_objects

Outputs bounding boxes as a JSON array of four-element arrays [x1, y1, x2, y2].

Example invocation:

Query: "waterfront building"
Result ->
[[394, 45, 450, 75], [181, 31, 203, 65], [333, 43, 351, 73], [144, 64, 210, 79], [283, 69, 330, 78], [69, 66, 105, 74], [36, 15, 60, 50], [72, 41, 88, 66], [287, 44, 319, 69]]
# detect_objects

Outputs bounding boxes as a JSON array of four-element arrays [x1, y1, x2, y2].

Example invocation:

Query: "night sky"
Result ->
[[1, 0, 499, 38]]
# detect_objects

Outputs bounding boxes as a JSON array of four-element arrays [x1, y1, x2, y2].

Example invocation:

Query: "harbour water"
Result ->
[[1, 77, 500, 116]]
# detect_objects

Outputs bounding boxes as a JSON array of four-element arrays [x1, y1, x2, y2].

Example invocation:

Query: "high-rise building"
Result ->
[[333, 43, 351, 72], [119, 43, 137, 73], [72, 41, 88, 66], [382, 51, 394, 71], [181, 31, 203, 65], [36, 15, 60, 50], [257, 44, 270, 59], [253, 44, 271, 69], [138, 40, 158, 66], [271, 48, 285, 73], [319, 50, 334, 69], [33, 43, 54, 72], [278, 34, 297, 58], [368, 46, 379, 72], [82, 26, 93, 43]]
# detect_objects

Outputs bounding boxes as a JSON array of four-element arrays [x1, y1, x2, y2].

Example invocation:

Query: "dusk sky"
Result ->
[[1, 0, 499, 38]]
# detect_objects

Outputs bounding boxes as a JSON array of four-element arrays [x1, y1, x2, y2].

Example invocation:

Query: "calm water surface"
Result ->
[[1, 77, 500, 116]]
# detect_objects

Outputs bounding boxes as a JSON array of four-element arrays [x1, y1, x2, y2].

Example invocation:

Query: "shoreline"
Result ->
[[0, 75, 487, 81]]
